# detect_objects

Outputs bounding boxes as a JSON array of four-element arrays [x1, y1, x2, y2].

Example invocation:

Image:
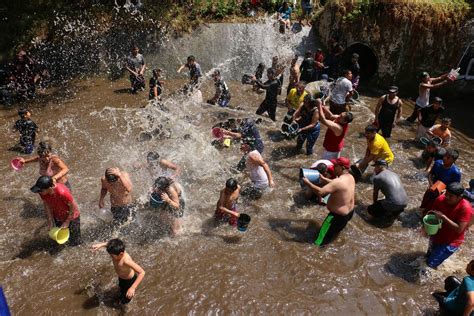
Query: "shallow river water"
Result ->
[[0, 22, 473, 315]]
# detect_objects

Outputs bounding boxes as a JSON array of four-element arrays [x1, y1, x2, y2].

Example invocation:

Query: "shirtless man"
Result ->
[[99, 167, 134, 226], [215, 178, 241, 226], [302, 157, 355, 246], [91, 239, 145, 305], [287, 55, 300, 95]]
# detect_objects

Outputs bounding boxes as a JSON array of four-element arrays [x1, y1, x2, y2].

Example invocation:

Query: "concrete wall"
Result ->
[[316, 2, 473, 94]]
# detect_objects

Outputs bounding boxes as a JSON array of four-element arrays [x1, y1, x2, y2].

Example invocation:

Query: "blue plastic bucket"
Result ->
[[300, 168, 320, 187], [150, 193, 164, 208]]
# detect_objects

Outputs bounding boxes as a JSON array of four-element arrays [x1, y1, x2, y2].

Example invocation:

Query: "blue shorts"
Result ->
[[218, 97, 230, 107], [426, 243, 459, 268]]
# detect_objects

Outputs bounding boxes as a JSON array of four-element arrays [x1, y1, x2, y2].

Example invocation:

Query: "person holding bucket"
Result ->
[[292, 95, 320, 155], [424, 182, 472, 269], [301, 157, 355, 246], [30, 175, 81, 246], [367, 160, 407, 226], [215, 178, 241, 226], [151, 176, 185, 236], [420, 148, 461, 214], [301, 160, 335, 203]]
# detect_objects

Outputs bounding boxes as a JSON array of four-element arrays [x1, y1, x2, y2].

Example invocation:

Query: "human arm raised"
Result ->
[[318, 102, 343, 136], [159, 159, 182, 179]]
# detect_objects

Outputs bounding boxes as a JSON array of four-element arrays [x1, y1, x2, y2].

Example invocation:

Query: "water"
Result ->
[[1, 19, 473, 314]]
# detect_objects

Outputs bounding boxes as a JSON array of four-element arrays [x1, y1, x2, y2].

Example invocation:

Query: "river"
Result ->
[[0, 21, 473, 315]]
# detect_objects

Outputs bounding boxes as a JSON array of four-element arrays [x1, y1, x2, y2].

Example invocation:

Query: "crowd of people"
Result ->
[[6, 7, 473, 313]]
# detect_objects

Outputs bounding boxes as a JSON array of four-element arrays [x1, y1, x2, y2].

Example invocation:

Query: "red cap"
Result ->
[[330, 157, 351, 169]]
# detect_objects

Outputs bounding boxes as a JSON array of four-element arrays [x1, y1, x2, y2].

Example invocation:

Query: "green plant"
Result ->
[[216, 0, 227, 18]]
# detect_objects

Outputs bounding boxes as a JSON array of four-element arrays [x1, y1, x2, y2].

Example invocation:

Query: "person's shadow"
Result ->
[[268, 218, 320, 243], [384, 251, 426, 283], [113, 88, 131, 94], [266, 130, 288, 143], [201, 218, 243, 244], [13, 234, 64, 259]]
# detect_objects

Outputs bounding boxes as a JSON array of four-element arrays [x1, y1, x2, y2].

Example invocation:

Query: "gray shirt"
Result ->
[[373, 169, 407, 210], [126, 53, 145, 72]]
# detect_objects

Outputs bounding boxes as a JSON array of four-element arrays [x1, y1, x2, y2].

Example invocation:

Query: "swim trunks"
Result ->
[[119, 273, 137, 304], [314, 210, 354, 246], [111, 204, 137, 225]]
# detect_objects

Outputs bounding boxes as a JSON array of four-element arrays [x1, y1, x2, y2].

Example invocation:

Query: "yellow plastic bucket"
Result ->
[[49, 227, 70, 244]]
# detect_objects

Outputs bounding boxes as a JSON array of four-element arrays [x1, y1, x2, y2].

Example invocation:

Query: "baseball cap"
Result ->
[[446, 182, 464, 196], [30, 176, 53, 193], [372, 159, 388, 167], [388, 86, 398, 93], [433, 96, 443, 103], [330, 157, 351, 169]]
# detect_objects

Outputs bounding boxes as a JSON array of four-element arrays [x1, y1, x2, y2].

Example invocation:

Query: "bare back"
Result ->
[[325, 173, 355, 215], [112, 252, 135, 280]]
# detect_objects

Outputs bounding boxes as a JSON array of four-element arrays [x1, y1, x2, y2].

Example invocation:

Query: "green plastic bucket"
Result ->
[[423, 214, 442, 235]]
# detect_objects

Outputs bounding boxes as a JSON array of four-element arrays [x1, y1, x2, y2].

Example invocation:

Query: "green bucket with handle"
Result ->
[[423, 214, 442, 235]]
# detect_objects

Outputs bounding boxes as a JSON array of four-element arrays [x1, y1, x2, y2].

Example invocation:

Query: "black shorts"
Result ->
[[111, 204, 137, 225], [314, 210, 354, 246], [119, 273, 137, 304]]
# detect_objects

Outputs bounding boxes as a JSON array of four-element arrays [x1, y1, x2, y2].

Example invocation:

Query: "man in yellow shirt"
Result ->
[[358, 125, 394, 172], [282, 82, 308, 135], [286, 82, 307, 113]]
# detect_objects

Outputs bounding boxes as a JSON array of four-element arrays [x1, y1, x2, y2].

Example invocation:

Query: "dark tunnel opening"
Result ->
[[343, 43, 379, 84]]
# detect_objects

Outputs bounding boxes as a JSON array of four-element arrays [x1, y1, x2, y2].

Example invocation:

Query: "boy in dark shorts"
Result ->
[[91, 239, 145, 305], [12, 108, 38, 154]]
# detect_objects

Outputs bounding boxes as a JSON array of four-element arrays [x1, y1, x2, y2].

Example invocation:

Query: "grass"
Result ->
[[330, 0, 471, 28]]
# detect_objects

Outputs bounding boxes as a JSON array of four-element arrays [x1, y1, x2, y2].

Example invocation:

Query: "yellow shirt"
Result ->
[[286, 88, 307, 110], [368, 133, 394, 164]]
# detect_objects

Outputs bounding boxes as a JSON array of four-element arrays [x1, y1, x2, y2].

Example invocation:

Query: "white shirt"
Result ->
[[330, 77, 353, 104], [246, 150, 269, 189]]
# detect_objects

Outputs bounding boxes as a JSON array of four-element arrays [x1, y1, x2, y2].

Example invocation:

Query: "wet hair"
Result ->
[[225, 178, 238, 191], [106, 238, 125, 255], [441, 117, 452, 124], [445, 148, 459, 161], [18, 108, 29, 118], [152, 69, 161, 78], [420, 71, 429, 79], [257, 63, 265, 69], [147, 151, 160, 161], [187, 55, 195, 63], [365, 125, 378, 133], [342, 69, 352, 76], [105, 168, 118, 182], [213, 69, 221, 76], [37, 141, 52, 155], [305, 51, 312, 58], [267, 68, 275, 77], [154, 176, 172, 190], [344, 112, 354, 123], [446, 182, 464, 196], [315, 163, 328, 174]]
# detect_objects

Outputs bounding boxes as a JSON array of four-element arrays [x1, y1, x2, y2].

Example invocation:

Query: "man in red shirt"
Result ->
[[426, 182, 472, 268], [31, 175, 81, 246], [318, 101, 353, 160]]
